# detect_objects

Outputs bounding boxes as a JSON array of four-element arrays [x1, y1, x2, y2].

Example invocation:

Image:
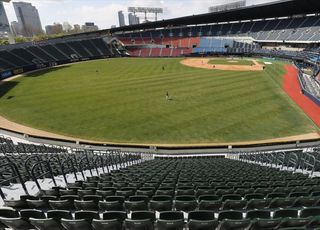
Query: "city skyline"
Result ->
[[3, 0, 279, 30]]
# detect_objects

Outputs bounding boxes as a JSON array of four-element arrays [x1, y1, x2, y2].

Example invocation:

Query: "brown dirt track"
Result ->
[[181, 58, 265, 71]]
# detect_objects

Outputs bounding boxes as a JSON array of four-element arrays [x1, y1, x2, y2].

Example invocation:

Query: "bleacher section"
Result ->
[[10, 49, 38, 65], [68, 41, 92, 58], [92, 38, 112, 56], [117, 15, 320, 43], [123, 37, 200, 57], [0, 38, 117, 79], [1, 135, 320, 229], [80, 39, 103, 57], [55, 43, 80, 59], [299, 73, 320, 100], [193, 37, 233, 53], [253, 48, 320, 64], [26, 46, 57, 62], [128, 47, 192, 57], [0, 50, 30, 67], [124, 37, 258, 57]]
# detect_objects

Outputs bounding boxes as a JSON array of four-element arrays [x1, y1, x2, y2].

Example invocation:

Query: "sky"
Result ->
[[3, 0, 279, 29]]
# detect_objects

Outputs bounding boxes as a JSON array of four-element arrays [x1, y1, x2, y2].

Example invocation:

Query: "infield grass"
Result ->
[[0, 58, 317, 144]]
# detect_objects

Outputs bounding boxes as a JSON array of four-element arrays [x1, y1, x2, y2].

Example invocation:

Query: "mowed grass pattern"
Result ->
[[0, 58, 317, 144]]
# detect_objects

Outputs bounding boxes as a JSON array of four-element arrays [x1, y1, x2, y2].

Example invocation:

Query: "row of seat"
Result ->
[[7, 193, 320, 213], [1, 208, 320, 230], [40, 185, 320, 198], [61, 177, 320, 189]]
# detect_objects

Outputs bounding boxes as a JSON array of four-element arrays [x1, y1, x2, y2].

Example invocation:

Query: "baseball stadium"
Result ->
[[0, 0, 320, 229]]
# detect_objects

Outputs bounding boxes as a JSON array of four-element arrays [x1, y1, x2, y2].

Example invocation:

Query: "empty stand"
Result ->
[[1, 139, 320, 230]]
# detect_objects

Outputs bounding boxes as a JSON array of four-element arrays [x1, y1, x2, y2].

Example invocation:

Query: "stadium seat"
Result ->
[[47, 210, 73, 220], [244, 193, 265, 200], [74, 200, 98, 211], [92, 219, 122, 230], [0, 209, 45, 230], [136, 187, 155, 197], [199, 199, 222, 211], [100, 211, 127, 229], [246, 210, 271, 219], [188, 210, 218, 230], [219, 219, 251, 230], [99, 196, 125, 211], [218, 210, 243, 221], [157, 211, 184, 230], [149, 195, 172, 211], [125, 211, 156, 230], [61, 218, 94, 230], [273, 209, 298, 218], [269, 198, 296, 209], [0, 217, 35, 230], [26, 199, 50, 210], [174, 195, 198, 212], [222, 199, 247, 210], [49, 199, 75, 210], [246, 199, 271, 209], [292, 196, 318, 208], [0, 208, 20, 229], [20, 209, 46, 219], [30, 217, 65, 230], [75, 210, 99, 221]]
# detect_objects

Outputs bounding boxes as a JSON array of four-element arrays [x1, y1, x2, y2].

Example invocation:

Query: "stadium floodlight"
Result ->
[[209, 0, 246, 13], [128, 7, 163, 21]]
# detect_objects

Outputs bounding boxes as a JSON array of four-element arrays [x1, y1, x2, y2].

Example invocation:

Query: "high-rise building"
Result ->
[[128, 13, 140, 25], [13, 1, 43, 37], [81, 22, 98, 32], [135, 16, 140, 25], [62, 22, 72, 32], [73, 24, 81, 33], [0, 1, 10, 36], [118, 11, 125, 27], [10, 21, 22, 36], [45, 23, 63, 35]]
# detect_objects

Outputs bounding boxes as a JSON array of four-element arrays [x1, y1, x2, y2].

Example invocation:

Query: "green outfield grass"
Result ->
[[208, 58, 254, 66], [0, 58, 317, 144]]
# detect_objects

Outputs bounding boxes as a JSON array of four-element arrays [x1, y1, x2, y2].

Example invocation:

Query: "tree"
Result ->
[[0, 39, 9, 45]]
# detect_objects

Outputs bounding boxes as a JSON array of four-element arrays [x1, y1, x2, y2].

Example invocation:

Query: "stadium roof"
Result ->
[[109, 0, 320, 33]]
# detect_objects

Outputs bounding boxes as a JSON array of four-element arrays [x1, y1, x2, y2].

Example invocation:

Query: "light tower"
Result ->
[[128, 7, 163, 23]]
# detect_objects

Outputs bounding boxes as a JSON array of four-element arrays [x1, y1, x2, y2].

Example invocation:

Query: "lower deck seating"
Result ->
[[0, 38, 116, 72], [1, 157, 320, 229], [128, 48, 192, 57]]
